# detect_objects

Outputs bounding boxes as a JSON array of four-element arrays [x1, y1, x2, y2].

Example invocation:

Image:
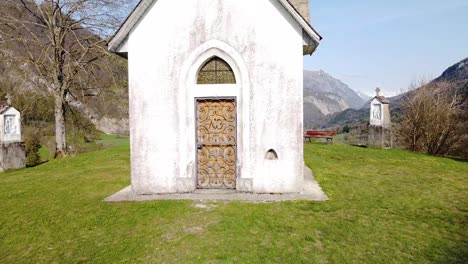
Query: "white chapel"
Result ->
[[109, 0, 322, 194]]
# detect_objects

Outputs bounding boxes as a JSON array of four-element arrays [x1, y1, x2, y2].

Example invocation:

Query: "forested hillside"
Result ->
[[0, 0, 133, 156]]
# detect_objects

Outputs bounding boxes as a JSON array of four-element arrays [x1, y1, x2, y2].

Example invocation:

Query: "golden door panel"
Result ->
[[196, 99, 236, 189]]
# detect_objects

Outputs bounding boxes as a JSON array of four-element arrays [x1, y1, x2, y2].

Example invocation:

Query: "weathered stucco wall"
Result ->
[[0, 142, 26, 172], [128, 0, 305, 194]]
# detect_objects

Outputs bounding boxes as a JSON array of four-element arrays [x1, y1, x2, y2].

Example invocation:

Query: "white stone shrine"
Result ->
[[108, 0, 322, 194], [0, 107, 22, 143], [0, 96, 26, 172], [369, 88, 391, 128], [368, 88, 392, 148]]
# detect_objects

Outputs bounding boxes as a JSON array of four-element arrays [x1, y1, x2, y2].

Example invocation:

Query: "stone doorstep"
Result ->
[[104, 166, 328, 203], [104, 187, 328, 203]]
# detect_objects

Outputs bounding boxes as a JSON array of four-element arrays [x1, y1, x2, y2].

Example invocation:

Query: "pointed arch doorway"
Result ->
[[195, 57, 237, 189]]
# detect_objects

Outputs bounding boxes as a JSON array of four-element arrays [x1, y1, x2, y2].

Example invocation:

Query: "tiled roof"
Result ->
[[0, 105, 10, 114], [375, 96, 390, 104], [287, 0, 310, 23]]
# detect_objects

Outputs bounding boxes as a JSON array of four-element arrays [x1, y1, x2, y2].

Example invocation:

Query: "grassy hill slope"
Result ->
[[0, 141, 467, 263]]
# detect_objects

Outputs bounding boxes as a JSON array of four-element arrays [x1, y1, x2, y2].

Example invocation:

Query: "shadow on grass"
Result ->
[[424, 237, 468, 264], [26, 160, 49, 168], [446, 156, 468, 163], [351, 144, 368, 148]]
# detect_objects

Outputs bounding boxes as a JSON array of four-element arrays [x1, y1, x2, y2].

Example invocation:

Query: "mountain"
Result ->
[[303, 70, 366, 128], [433, 57, 468, 103], [435, 58, 468, 83], [355, 90, 372, 102], [327, 57, 468, 127]]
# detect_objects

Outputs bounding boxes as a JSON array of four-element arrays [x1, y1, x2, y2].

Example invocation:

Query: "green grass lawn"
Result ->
[[0, 142, 466, 263], [97, 134, 130, 148], [37, 134, 130, 162]]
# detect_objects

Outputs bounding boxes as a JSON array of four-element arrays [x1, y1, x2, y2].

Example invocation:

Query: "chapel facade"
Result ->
[[109, 0, 321, 194]]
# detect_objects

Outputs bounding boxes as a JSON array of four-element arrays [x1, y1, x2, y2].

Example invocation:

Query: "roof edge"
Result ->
[[108, 0, 154, 52], [0, 105, 12, 114], [282, 0, 322, 42], [373, 96, 390, 104], [108, 0, 322, 53]]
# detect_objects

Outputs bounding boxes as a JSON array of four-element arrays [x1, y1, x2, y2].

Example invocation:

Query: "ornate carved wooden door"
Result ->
[[196, 99, 236, 189]]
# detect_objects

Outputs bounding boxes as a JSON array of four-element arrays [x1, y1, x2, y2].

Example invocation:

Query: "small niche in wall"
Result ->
[[265, 149, 278, 160]]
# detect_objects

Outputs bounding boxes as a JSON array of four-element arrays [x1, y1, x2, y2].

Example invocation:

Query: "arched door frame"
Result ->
[[177, 40, 252, 192]]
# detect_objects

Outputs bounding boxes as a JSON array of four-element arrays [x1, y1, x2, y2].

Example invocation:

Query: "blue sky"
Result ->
[[304, 0, 468, 96]]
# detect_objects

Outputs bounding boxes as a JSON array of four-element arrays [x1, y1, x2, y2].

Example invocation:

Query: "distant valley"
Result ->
[[307, 57, 468, 128], [303, 70, 368, 128]]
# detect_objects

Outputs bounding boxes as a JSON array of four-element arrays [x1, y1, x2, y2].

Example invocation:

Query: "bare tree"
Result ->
[[0, 0, 134, 157], [398, 80, 465, 156]]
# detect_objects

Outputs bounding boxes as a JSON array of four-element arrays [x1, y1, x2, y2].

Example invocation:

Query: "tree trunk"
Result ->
[[54, 91, 67, 158]]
